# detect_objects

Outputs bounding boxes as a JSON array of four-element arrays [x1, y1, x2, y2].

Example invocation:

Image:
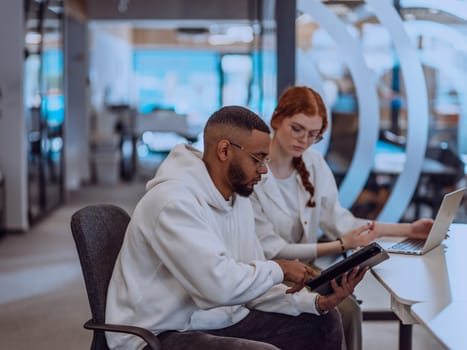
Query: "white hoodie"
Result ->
[[106, 144, 322, 350]]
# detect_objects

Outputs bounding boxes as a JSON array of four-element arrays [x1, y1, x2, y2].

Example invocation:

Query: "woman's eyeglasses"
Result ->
[[289, 124, 323, 144], [229, 141, 270, 169]]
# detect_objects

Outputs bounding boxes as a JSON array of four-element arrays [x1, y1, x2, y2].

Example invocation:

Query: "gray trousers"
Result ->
[[157, 308, 343, 350], [337, 296, 363, 350]]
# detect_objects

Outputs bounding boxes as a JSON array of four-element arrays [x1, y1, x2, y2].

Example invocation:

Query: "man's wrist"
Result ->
[[315, 295, 329, 315], [269, 260, 285, 284]]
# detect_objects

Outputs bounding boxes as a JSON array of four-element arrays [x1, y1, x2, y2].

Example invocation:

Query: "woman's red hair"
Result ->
[[271, 86, 328, 207]]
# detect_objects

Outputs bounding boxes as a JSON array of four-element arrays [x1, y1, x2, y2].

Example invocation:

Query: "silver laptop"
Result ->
[[386, 187, 465, 255]]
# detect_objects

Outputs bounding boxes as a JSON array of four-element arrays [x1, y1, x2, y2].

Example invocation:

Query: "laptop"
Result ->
[[386, 187, 465, 255]]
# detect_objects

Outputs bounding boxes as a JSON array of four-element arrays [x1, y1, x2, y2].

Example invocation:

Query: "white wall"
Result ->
[[64, 16, 91, 191], [89, 24, 133, 113], [0, 0, 28, 231]]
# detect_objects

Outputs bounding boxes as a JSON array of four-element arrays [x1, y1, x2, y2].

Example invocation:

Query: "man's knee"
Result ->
[[322, 308, 344, 331], [318, 308, 345, 349], [159, 331, 280, 350]]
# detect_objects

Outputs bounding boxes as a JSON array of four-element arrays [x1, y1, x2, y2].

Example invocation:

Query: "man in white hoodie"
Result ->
[[106, 106, 367, 350]]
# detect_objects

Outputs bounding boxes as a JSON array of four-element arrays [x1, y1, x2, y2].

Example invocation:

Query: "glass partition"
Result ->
[[24, 0, 65, 222], [296, 0, 466, 222]]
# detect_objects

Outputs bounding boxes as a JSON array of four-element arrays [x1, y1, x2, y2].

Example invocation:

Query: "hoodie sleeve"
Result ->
[[147, 197, 284, 309], [247, 284, 321, 316]]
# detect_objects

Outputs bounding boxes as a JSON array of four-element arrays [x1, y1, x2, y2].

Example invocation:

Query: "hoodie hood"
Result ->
[[146, 143, 231, 212]]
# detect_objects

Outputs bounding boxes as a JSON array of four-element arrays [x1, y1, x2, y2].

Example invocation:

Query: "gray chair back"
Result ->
[[71, 204, 130, 350]]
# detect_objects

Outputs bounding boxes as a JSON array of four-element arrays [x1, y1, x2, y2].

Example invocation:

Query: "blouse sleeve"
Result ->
[[312, 153, 367, 239], [250, 191, 289, 259]]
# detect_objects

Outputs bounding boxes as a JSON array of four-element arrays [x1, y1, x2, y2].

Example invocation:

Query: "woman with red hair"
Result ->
[[251, 86, 433, 350]]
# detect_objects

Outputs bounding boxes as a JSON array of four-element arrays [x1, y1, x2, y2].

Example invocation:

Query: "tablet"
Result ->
[[305, 242, 389, 295]]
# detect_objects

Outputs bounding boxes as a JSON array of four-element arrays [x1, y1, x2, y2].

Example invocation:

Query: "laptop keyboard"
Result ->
[[390, 238, 425, 252]]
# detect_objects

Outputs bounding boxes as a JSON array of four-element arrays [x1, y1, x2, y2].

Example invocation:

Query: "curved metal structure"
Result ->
[[298, 0, 380, 210]]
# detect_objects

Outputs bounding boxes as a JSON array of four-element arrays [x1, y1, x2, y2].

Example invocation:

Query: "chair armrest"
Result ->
[[84, 319, 162, 350]]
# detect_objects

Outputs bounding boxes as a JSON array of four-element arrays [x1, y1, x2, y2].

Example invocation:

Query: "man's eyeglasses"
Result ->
[[289, 124, 323, 144], [229, 141, 270, 169]]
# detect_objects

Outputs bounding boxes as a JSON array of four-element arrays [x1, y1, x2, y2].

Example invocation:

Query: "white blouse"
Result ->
[[251, 148, 367, 261]]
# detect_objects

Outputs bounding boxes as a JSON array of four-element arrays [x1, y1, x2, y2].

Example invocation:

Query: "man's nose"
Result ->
[[257, 165, 268, 175]]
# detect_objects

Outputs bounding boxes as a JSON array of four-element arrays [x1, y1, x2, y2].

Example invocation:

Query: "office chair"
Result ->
[[70, 204, 161, 350]]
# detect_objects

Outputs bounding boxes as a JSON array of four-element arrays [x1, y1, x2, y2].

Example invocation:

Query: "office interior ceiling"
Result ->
[[88, 0, 466, 50], [89, 19, 265, 49]]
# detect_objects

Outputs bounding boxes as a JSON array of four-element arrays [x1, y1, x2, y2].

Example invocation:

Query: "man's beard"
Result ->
[[228, 160, 254, 197]]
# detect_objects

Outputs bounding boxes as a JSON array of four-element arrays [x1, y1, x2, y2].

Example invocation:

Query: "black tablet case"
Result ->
[[305, 242, 389, 295]]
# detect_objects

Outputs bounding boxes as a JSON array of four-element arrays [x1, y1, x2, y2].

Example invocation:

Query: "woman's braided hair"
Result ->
[[271, 86, 328, 207]]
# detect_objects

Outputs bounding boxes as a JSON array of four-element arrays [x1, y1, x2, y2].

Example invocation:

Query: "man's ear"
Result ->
[[217, 139, 231, 162]]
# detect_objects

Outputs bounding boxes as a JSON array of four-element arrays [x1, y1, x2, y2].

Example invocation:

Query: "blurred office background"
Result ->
[[1, 0, 466, 232], [0, 0, 466, 348]]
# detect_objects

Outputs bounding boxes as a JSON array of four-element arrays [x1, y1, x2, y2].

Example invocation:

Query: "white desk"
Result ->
[[372, 224, 467, 349], [411, 301, 467, 349]]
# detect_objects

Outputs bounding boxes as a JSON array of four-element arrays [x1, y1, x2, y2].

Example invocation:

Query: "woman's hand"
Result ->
[[407, 218, 434, 239], [341, 222, 377, 250], [317, 265, 368, 311]]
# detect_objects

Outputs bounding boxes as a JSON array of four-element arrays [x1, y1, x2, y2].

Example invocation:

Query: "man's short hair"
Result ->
[[204, 106, 270, 135]]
